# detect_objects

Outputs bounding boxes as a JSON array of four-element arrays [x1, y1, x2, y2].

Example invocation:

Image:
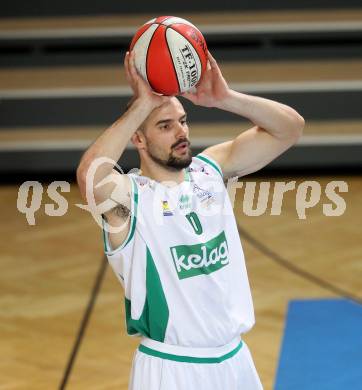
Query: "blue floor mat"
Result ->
[[274, 299, 362, 390]]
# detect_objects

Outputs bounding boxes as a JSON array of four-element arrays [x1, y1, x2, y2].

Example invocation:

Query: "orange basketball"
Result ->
[[130, 16, 208, 96]]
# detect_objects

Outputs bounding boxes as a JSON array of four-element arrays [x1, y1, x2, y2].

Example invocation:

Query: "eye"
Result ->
[[181, 119, 187, 126], [160, 124, 170, 130]]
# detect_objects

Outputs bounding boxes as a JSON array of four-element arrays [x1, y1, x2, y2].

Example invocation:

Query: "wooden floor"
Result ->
[[1, 175, 361, 389]]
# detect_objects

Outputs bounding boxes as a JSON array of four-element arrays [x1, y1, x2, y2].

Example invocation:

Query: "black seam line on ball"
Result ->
[[165, 25, 181, 94], [144, 24, 161, 88], [160, 16, 172, 24]]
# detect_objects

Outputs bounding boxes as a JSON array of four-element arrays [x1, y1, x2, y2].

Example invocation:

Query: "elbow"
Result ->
[[76, 163, 88, 200], [288, 113, 305, 144], [76, 159, 85, 185], [76, 165, 84, 186], [294, 111, 305, 130], [281, 104, 305, 142], [295, 114, 305, 139]]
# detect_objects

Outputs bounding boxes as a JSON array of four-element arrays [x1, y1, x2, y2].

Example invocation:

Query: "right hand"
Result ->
[[124, 50, 171, 110]]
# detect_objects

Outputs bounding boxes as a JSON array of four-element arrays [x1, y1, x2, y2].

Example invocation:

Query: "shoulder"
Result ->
[[190, 153, 224, 180]]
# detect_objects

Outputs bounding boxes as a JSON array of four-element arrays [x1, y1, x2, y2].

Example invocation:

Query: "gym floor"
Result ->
[[1, 174, 361, 389]]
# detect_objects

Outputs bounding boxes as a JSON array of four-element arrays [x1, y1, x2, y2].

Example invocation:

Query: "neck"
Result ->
[[139, 164, 186, 186]]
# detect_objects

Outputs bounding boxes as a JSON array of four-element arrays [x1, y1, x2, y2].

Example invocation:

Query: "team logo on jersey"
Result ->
[[162, 200, 173, 216], [170, 231, 229, 279]]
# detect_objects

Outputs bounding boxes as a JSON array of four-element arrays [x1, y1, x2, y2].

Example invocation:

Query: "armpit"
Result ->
[[114, 203, 130, 219]]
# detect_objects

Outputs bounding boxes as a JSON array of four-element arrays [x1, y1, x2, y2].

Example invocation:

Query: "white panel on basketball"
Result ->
[[161, 17, 203, 35], [161, 17, 195, 28], [145, 18, 156, 24], [166, 28, 202, 93], [133, 23, 159, 84]]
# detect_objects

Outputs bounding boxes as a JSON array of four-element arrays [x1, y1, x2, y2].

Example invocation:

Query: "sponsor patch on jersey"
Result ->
[[189, 165, 210, 175], [170, 231, 229, 279], [162, 200, 173, 216], [200, 166, 210, 175], [134, 176, 148, 186], [134, 175, 155, 190], [192, 183, 215, 207], [178, 194, 192, 211]]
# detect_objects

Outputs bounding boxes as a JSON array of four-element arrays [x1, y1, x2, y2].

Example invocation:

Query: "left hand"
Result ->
[[181, 51, 230, 108]]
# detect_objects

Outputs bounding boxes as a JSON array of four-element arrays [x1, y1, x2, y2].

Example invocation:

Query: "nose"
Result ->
[[175, 121, 188, 138]]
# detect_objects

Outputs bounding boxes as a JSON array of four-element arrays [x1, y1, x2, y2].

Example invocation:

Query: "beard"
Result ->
[[146, 138, 192, 170]]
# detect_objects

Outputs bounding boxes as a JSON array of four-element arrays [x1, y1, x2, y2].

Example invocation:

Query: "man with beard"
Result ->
[[76, 50, 304, 390]]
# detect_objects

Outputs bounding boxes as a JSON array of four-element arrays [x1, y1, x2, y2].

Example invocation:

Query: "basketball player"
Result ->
[[77, 50, 304, 389]]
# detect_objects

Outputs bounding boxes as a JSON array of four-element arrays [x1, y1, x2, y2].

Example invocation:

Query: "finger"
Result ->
[[129, 50, 155, 95], [207, 50, 223, 76], [124, 51, 129, 72], [124, 51, 129, 66], [127, 50, 135, 73], [124, 52, 137, 94], [207, 50, 218, 69], [207, 50, 219, 67], [160, 95, 173, 104], [128, 50, 140, 81], [126, 53, 136, 84], [124, 52, 132, 81], [207, 50, 216, 63], [181, 91, 197, 104]]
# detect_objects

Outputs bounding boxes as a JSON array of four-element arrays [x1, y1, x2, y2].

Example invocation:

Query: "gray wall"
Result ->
[[2, 0, 361, 18]]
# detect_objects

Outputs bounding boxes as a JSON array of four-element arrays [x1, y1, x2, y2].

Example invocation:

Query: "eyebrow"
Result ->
[[155, 114, 187, 126]]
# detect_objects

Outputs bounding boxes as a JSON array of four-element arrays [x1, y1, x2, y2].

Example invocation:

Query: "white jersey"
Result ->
[[102, 153, 255, 348]]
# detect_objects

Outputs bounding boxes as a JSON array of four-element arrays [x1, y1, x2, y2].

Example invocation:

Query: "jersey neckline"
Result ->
[[132, 166, 193, 188]]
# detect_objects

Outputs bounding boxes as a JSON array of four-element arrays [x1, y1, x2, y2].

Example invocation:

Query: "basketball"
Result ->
[[130, 16, 208, 96]]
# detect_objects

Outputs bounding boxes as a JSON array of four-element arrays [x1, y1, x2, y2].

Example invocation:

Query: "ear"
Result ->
[[131, 130, 147, 151]]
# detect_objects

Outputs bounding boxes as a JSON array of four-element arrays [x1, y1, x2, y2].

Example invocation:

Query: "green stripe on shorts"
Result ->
[[138, 341, 242, 364]]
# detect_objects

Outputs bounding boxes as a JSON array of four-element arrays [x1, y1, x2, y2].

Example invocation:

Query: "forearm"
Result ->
[[216, 89, 305, 139], [77, 99, 152, 188]]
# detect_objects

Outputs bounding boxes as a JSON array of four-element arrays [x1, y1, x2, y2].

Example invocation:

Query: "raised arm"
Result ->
[[182, 52, 305, 178], [76, 51, 169, 247]]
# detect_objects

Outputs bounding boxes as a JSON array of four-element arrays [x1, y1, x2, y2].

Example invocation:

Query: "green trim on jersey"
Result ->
[[125, 246, 169, 341], [195, 154, 223, 178], [138, 341, 243, 363], [123, 176, 138, 248], [184, 168, 191, 182], [101, 175, 138, 254], [101, 222, 108, 253]]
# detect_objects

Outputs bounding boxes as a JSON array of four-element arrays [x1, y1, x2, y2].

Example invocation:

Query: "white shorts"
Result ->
[[129, 337, 263, 390]]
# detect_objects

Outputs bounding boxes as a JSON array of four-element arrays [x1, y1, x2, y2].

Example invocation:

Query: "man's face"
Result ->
[[142, 98, 192, 170]]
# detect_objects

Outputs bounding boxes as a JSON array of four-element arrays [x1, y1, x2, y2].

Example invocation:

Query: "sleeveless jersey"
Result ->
[[102, 153, 255, 348]]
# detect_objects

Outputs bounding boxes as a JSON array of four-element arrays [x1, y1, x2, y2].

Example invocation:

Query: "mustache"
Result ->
[[172, 139, 190, 149]]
